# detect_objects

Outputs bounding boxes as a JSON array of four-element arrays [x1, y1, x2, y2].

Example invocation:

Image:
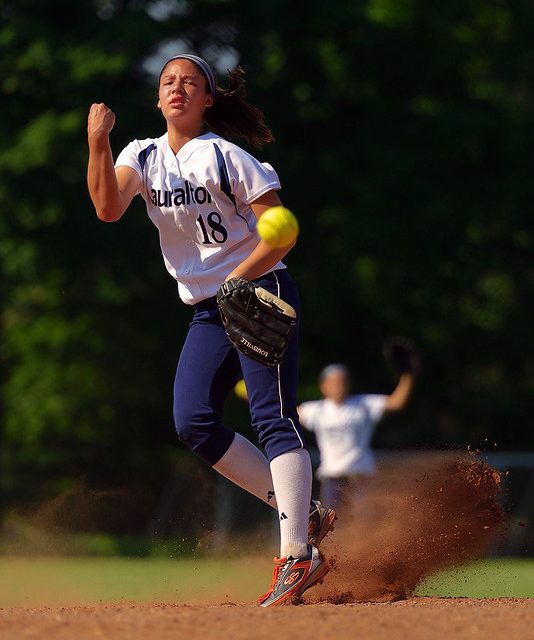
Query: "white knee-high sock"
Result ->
[[270, 448, 312, 559], [212, 432, 278, 509]]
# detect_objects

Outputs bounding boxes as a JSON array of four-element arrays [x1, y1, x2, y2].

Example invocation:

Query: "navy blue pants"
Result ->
[[173, 269, 307, 465]]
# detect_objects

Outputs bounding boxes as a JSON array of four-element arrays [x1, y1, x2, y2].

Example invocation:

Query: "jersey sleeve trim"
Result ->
[[114, 139, 157, 183], [216, 140, 281, 205], [214, 144, 237, 210], [246, 181, 281, 205], [214, 143, 258, 229], [138, 143, 157, 171]]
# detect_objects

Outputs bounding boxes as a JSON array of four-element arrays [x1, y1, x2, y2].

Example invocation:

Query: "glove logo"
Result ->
[[240, 337, 269, 358]]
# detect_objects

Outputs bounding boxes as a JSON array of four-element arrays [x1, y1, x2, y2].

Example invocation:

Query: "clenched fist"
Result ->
[[87, 103, 116, 141]]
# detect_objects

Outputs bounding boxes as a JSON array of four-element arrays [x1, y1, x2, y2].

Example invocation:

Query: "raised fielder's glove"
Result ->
[[382, 336, 420, 374], [216, 277, 297, 367]]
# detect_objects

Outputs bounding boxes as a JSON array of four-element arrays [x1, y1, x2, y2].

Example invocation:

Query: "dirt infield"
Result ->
[[1, 599, 533, 640], [2, 452, 528, 639]]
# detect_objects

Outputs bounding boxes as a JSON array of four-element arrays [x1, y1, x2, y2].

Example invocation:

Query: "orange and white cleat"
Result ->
[[257, 544, 329, 607], [308, 500, 337, 546]]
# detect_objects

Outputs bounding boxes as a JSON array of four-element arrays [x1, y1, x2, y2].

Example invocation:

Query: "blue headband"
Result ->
[[160, 54, 216, 94]]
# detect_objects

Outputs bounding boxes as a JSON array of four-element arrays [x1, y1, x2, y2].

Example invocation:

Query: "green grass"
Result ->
[[0, 556, 273, 607], [0, 556, 531, 607], [415, 558, 534, 599]]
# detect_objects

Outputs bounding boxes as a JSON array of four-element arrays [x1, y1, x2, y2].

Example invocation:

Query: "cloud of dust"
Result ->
[[1, 484, 158, 555], [307, 452, 504, 603]]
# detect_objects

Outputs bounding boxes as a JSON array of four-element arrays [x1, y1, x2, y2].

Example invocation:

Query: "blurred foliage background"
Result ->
[[0, 0, 533, 540]]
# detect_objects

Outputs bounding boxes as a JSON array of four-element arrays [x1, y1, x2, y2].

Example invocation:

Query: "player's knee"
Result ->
[[173, 403, 200, 449], [173, 402, 234, 465]]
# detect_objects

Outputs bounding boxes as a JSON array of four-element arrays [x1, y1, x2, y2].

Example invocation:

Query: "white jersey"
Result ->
[[115, 131, 284, 304], [299, 394, 387, 479]]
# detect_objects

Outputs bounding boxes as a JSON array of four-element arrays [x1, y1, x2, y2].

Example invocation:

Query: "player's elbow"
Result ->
[[284, 237, 297, 252], [95, 206, 123, 222]]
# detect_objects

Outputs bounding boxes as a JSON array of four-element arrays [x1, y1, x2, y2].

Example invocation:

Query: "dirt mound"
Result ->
[[308, 452, 503, 603]]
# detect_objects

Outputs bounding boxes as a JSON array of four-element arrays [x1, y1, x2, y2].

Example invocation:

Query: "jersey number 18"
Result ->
[[196, 212, 228, 244]]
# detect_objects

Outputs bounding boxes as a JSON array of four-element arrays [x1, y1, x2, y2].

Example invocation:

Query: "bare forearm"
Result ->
[[87, 103, 129, 221], [226, 190, 296, 280], [226, 238, 296, 281], [87, 137, 124, 221], [385, 372, 415, 412]]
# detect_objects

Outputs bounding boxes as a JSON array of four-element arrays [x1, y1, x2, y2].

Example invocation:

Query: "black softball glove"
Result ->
[[382, 336, 420, 374], [216, 277, 297, 367]]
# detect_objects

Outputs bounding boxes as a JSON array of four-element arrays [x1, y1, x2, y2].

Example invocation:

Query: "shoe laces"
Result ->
[[257, 556, 288, 604]]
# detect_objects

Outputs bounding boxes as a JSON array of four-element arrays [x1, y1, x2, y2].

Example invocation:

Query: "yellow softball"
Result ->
[[234, 379, 248, 402], [257, 206, 299, 248]]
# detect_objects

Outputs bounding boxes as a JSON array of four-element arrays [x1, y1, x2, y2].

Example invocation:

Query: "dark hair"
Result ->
[[205, 67, 274, 147]]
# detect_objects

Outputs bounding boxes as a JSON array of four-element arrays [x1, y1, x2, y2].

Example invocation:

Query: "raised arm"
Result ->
[[384, 371, 416, 413], [225, 190, 296, 281], [87, 103, 141, 222]]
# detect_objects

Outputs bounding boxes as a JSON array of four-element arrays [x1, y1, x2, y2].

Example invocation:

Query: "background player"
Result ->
[[298, 339, 419, 512], [87, 53, 334, 607]]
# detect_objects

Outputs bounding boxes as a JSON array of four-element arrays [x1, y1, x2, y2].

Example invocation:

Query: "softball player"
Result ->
[[299, 362, 417, 511], [87, 54, 334, 607]]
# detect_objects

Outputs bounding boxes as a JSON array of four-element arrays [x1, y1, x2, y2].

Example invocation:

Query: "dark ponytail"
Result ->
[[204, 67, 274, 147]]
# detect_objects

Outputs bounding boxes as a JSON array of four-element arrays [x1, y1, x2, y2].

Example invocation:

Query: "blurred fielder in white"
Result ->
[[298, 338, 419, 512]]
